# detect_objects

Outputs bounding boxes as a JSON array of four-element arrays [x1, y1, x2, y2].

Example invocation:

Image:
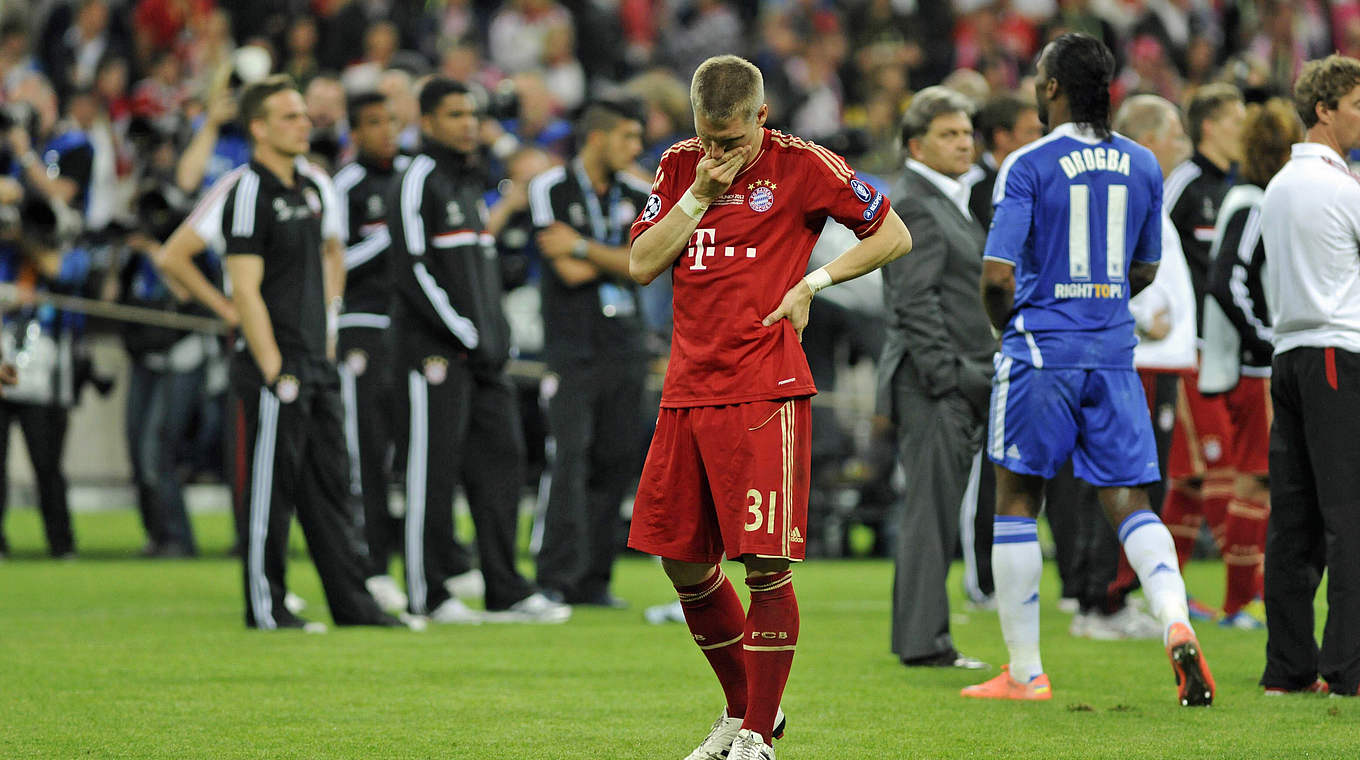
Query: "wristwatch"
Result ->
[[571, 238, 589, 260]]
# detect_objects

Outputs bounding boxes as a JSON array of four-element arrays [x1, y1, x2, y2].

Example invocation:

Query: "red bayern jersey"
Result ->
[[631, 128, 892, 407]]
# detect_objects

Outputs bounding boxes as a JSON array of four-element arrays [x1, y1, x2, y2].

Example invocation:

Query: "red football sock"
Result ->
[[1202, 474, 1235, 553], [1162, 483, 1203, 568], [1223, 497, 1269, 615], [741, 571, 798, 742], [1254, 502, 1270, 599], [676, 569, 748, 719]]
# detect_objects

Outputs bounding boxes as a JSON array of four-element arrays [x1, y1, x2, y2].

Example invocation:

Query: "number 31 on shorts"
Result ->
[[745, 488, 780, 533]]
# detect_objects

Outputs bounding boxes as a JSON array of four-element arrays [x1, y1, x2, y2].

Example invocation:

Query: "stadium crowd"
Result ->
[[0, 0, 1354, 698]]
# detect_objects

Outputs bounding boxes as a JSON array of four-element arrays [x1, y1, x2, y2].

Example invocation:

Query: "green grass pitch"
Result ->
[[2, 509, 1355, 759]]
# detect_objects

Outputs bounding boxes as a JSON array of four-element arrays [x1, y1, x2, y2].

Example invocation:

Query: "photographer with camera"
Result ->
[[0, 73, 98, 560], [118, 178, 216, 558]]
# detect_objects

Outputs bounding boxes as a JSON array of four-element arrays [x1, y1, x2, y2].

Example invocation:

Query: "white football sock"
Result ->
[[1118, 509, 1192, 642], [993, 516, 1043, 682]]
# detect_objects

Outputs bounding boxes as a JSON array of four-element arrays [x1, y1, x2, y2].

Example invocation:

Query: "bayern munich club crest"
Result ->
[[747, 179, 776, 213], [850, 178, 872, 202], [345, 349, 368, 377]]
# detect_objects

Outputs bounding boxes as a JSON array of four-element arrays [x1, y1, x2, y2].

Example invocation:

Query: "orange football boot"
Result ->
[[1166, 622, 1216, 706], [961, 665, 1052, 701]]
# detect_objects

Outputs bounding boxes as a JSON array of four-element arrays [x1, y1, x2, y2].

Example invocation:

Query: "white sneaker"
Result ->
[[728, 729, 775, 760], [1069, 612, 1090, 638], [365, 574, 409, 614], [429, 597, 483, 625], [484, 592, 571, 624], [683, 708, 786, 760], [645, 600, 687, 625], [445, 569, 485, 599], [302, 621, 328, 634], [284, 592, 307, 615], [1057, 597, 1080, 614], [397, 612, 429, 632], [1081, 605, 1162, 640]]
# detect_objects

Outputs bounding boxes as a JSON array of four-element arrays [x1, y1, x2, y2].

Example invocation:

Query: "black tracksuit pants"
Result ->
[[535, 358, 646, 601], [403, 356, 533, 614], [236, 376, 388, 629], [1263, 347, 1360, 694], [0, 402, 73, 556], [338, 324, 402, 577]]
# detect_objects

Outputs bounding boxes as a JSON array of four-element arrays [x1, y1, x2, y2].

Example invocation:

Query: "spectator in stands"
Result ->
[[487, 0, 573, 76], [662, 0, 744, 79], [45, 0, 129, 102], [282, 15, 321, 90]]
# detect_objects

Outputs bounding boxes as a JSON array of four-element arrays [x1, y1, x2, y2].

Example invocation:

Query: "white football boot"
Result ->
[[683, 708, 786, 760], [727, 729, 775, 760]]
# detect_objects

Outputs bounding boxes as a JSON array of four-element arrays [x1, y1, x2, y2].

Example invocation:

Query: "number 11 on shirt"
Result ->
[[1068, 184, 1128, 281]]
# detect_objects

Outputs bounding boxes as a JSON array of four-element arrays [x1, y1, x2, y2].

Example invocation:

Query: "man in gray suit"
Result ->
[[881, 86, 997, 668]]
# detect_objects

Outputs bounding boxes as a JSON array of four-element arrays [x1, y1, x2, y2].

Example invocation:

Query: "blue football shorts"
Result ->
[[985, 354, 1160, 487]]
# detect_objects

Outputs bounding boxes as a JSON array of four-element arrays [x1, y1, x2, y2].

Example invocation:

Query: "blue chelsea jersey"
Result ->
[[983, 122, 1162, 369]]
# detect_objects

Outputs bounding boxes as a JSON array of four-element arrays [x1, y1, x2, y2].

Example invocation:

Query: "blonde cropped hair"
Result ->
[[690, 55, 764, 124]]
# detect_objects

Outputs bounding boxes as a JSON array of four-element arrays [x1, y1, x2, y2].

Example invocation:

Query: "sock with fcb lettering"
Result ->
[[1161, 483, 1203, 568], [993, 516, 1043, 683], [742, 571, 798, 741], [1118, 510, 1191, 640], [676, 569, 748, 719], [1222, 496, 1269, 615]]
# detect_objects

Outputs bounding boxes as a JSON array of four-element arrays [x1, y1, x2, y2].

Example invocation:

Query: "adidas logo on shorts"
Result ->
[[789, 527, 804, 543]]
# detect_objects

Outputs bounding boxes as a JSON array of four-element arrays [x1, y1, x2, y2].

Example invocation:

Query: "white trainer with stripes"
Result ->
[[429, 597, 482, 624], [365, 574, 409, 615], [683, 708, 786, 760], [483, 592, 571, 624], [728, 729, 775, 760]]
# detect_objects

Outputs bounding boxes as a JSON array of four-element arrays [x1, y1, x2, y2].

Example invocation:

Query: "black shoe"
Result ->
[[902, 650, 989, 670], [154, 542, 196, 558], [568, 591, 629, 609]]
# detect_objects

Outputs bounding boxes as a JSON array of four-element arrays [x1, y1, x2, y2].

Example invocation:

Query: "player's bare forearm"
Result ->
[[632, 147, 750, 285], [323, 237, 345, 307], [226, 255, 282, 383], [761, 210, 911, 341], [1130, 261, 1159, 297], [821, 209, 912, 284], [980, 259, 1015, 331], [154, 223, 239, 325], [629, 207, 700, 285]]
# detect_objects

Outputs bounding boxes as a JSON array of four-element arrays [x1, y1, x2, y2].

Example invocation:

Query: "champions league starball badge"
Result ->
[[850, 178, 872, 202], [642, 194, 661, 222], [747, 179, 776, 213]]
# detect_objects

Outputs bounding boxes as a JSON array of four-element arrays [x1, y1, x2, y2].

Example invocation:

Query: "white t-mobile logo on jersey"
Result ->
[[686, 228, 757, 270]]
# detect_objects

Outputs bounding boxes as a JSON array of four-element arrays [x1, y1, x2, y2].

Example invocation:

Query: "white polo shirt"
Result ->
[[1261, 142, 1360, 355], [1131, 213, 1197, 371]]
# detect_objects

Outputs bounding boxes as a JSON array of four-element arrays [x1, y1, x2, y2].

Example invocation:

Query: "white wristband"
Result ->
[[677, 189, 709, 221], [802, 267, 833, 294]]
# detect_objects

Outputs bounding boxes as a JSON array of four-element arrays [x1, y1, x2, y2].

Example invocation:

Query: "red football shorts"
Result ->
[[1167, 370, 1233, 480], [628, 398, 811, 564], [1222, 376, 1270, 475]]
